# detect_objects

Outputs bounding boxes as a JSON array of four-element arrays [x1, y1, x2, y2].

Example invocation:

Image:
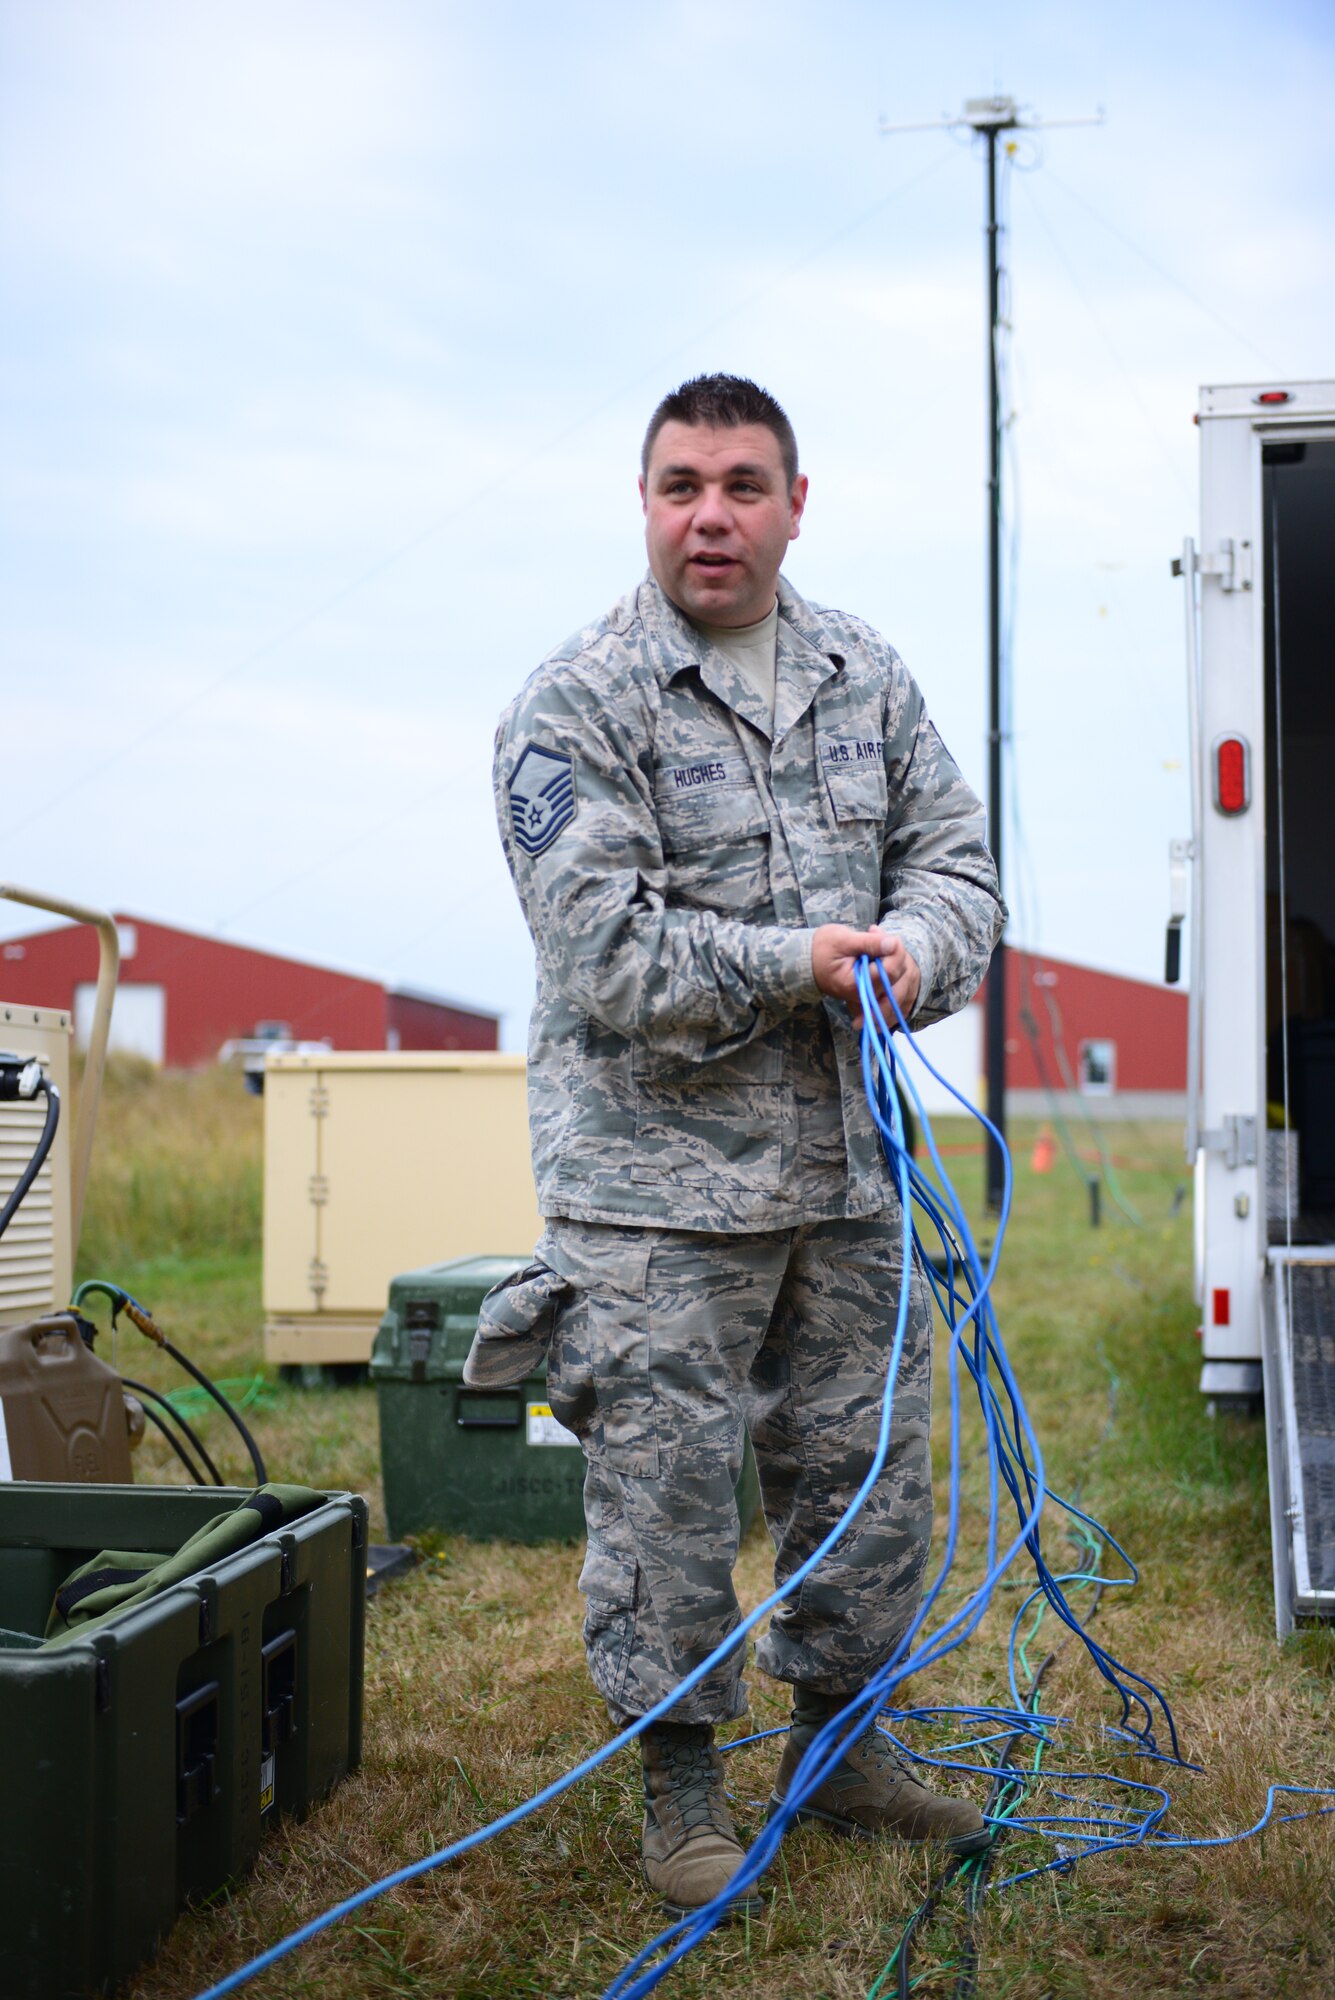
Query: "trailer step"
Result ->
[[1264, 1251, 1335, 1634]]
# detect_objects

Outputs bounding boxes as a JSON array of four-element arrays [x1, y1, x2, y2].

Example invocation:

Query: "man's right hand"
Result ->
[[811, 925, 920, 1031]]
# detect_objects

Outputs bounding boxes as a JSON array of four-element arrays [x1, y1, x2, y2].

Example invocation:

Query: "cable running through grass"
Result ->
[[190, 963, 1333, 2000]]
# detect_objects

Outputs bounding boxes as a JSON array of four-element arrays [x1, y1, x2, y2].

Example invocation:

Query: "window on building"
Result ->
[[1078, 1039, 1116, 1096]]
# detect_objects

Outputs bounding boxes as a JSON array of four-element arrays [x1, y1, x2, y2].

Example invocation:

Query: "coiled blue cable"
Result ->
[[192, 967, 923, 2000], [603, 962, 1191, 1997], [191, 959, 1333, 2000]]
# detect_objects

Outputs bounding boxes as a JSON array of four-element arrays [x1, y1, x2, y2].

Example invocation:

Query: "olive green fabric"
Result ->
[[43, 1482, 323, 1643]]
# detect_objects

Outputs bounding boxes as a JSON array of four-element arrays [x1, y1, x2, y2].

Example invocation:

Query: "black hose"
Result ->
[[948, 1664, 1055, 2000], [893, 1851, 971, 2000], [0, 1079, 59, 1239], [162, 1339, 268, 1484], [950, 1522, 1111, 2000], [122, 1377, 225, 1485], [135, 1400, 209, 1485], [71, 1278, 271, 1485]]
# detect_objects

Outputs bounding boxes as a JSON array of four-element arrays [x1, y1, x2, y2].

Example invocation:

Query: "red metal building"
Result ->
[[979, 948, 1186, 1105], [0, 913, 499, 1068]]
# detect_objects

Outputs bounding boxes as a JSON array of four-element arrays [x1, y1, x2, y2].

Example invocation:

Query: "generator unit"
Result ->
[[0, 1003, 73, 1332], [263, 1049, 542, 1370], [0, 885, 136, 1489]]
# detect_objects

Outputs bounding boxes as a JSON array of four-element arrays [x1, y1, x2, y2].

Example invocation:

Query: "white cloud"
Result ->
[[1, 2, 455, 258]]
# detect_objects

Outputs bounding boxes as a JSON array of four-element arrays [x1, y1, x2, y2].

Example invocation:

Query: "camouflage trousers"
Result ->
[[541, 1212, 934, 1725]]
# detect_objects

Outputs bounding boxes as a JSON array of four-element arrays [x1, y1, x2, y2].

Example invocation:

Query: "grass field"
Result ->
[[73, 1061, 1334, 1999]]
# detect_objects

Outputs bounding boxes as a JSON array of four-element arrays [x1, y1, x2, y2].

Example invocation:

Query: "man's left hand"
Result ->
[[848, 930, 921, 1032]]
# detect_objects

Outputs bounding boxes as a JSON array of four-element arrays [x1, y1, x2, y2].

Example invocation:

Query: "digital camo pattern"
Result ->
[[494, 572, 1004, 1232], [539, 1213, 935, 1722]]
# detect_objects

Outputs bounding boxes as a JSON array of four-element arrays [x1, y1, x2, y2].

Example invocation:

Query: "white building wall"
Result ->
[[74, 981, 166, 1064], [900, 1002, 984, 1120]]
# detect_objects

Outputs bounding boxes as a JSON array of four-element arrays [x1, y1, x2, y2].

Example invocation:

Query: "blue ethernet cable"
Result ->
[[190, 957, 1331, 2000], [191, 967, 924, 2000], [603, 968, 1188, 1998]]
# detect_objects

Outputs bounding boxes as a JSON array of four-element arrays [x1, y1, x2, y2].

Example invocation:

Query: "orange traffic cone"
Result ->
[[1031, 1128, 1056, 1174]]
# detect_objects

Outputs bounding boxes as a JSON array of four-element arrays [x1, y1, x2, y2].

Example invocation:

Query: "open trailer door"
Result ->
[[1258, 417, 1335, 1635], [1178, 384, 1335, 1635]]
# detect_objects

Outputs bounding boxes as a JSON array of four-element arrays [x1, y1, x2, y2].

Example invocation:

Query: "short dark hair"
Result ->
[[641, 373, 800, 490]]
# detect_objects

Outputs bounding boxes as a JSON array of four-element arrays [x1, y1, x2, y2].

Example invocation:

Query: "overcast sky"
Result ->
[[2, 1, 1331, 1048]]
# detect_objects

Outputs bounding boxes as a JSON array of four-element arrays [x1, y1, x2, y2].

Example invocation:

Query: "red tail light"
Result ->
[[1254, 390, 1292, 405], [1213, 1288, 1231, 1326], [1213, 735, 1250, 815]]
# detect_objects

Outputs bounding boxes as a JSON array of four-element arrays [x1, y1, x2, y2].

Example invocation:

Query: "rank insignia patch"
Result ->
[[508, 743, 577, 856]]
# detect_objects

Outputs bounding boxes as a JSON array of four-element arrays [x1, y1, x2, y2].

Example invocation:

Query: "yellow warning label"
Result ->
[[526, 1402, 580, 1448]]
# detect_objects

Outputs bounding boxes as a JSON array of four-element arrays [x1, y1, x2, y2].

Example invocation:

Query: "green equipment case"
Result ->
[[0, 1480, 366, 2000], [371, 1255, 761, 1543]]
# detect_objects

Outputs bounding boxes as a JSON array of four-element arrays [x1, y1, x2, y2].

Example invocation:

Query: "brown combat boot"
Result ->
[[769, 1688, 990, 1857], [639, 1721, 764, 1920]]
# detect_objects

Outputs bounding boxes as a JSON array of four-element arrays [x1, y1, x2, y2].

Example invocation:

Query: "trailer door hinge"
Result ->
[[1172, 538, 1252, 593], [308, 1174, 328, 1207], [1165, 837, 1195, 984], [1168, 837, 1193, 916], [309, 1084, 329, 1119], [308, 1257, 329, 1305], [1201, 1115, 1257, 1169]]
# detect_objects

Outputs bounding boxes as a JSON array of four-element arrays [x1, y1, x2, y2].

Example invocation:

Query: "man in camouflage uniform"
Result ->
[[468, 374, 1004, 1917]]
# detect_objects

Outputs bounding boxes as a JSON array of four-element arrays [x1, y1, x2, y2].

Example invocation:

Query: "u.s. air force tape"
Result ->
[[507, 743, 576, 856]]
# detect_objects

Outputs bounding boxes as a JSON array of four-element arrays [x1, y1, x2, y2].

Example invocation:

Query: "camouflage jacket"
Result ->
[[494, 574, 1004, 1230]]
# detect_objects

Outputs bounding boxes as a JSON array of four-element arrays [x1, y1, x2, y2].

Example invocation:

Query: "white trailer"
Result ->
[[1172, 379, 1335, 1636]]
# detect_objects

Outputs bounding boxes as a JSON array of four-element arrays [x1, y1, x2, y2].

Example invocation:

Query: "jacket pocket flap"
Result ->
[[824, 761, 888, 821], [655, 782, 770, 851]]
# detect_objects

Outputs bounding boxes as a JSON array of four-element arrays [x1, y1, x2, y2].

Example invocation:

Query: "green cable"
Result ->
[[167, 1373, 275, 1419], [71, 1277, 129, 1312], [73, 1282, 276, 1421], [1039, 1001, 1144, 1227], [910, 1964, 962, 1992], [864, 1465, 1115, 1996]]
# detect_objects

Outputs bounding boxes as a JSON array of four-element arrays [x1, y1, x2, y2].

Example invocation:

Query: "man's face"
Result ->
[[640, 420, 808, 628]]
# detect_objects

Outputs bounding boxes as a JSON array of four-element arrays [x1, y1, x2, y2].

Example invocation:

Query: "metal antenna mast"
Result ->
[[879, 96, 1102, 1213]]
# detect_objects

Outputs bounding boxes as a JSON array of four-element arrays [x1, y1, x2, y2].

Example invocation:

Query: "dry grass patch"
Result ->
[[77, 1055, 262, 1273], [64, 1095, 1335, 1998]]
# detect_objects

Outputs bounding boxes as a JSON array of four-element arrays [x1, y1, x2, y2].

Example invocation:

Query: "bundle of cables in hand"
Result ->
[[194, 959, 1334, 2000]]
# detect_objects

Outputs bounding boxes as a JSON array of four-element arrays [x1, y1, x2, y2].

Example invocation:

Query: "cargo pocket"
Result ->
[[579, 1543, 639, 1710], [544, 1292, 594, 1442], [462, 1262, 572, 1389], [892, 1248, 935, 1432], [587, 1285, 658, 1479]]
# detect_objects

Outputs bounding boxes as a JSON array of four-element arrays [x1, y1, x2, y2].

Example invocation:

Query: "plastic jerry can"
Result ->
[[0, 1314, 134, 1483]]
